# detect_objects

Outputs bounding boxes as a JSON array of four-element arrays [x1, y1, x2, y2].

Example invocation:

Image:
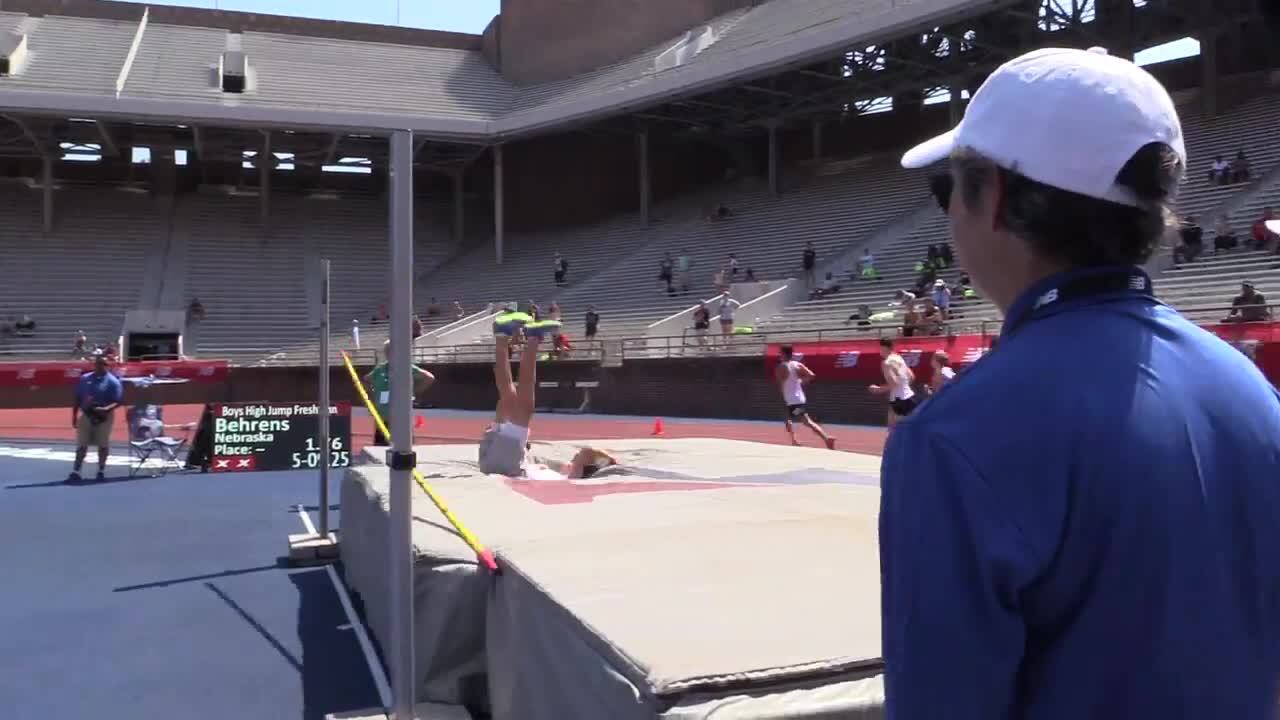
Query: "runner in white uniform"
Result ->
[[774, 345, 836, 449], [869, 337, 918, 428]]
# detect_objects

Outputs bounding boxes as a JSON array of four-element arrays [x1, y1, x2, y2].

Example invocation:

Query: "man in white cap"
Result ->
[[878, 47, 1280, 719]]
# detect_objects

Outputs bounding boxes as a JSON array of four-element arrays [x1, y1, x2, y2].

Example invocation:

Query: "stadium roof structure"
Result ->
[[0, 0, 1020, 143]]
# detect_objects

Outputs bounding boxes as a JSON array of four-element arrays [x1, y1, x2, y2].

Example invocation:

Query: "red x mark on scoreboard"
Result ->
[[212, 456, 257, 472]]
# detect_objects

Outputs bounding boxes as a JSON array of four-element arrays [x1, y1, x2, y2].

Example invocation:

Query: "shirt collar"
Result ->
[[1000, 265, 1150, 337]]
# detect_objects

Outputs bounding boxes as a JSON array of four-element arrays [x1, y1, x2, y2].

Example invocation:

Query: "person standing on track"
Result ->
[[774, 345, 835, 449], [879, 47, 1280, 720], [868, 337, 916, 427], [68, 352, 122, 483], [363, 338, 434, 446]]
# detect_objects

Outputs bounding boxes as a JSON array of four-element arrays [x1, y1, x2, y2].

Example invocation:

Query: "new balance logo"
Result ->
[[835, 351, 860, 368], [1128, 276, 1147, 291]]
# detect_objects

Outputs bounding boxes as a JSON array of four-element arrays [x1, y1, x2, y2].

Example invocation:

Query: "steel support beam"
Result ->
[[42, 154, 53, 234], [452, 168, 465, 249], [386, 128, 416, 720], [493, 144, 505, 265], [260, 131, 272, 228], [637, 129, 651, 226]]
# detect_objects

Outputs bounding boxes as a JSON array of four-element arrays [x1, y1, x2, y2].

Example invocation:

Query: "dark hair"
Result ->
[[954, 142, 1182, 267], [879, 338, 894, 350], [780, 345, 794, 359]]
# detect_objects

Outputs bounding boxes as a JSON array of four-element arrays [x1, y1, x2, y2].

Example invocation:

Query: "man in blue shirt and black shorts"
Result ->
[[70, 352, 124, 483], [880, 46, 1280, 719]]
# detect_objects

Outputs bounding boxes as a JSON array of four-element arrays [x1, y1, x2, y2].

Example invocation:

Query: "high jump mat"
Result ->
[[340, 438, 886, 719]]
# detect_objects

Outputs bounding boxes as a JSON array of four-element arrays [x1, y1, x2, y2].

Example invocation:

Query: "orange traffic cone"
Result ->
[[651, 418, 665, 437]]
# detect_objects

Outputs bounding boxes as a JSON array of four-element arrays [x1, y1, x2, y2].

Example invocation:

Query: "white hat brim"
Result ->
[[1266, 220, 1280, 234], [901, 127, 958, 169]]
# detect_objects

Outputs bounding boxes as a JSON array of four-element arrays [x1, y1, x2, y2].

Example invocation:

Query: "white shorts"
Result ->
[[478, 422, 529, 476]]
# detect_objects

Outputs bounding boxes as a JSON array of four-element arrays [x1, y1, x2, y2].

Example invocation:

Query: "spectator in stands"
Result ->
[[452, 300, 465, 319], [885, 46, 1280, 720], [72, 330, 88, 359], [900, 301, 921, 337], [425, 298, 441, 316], [926, 244, 941, 266], [14, 314, 35, 337], [68, 352, 122, 483], [917, 298, 945, 335], [726, 253, 740, 279], [677, 250, 692, 294], [845, 304, 874, 327], [1214, 219, 1239, 252], [1223, 281, 1271, 323], [858, 249, 878, 280], [717, 293, 741, 339], [809, 272, 841, 299], [547, 302, 562, 322], [584, 306, 600, 341], [1172, 215, 1203, 264], [713, 269, 729, 294], [940, 244, 955, 267], [549, 330, 573, 360], [553, 252, 568, 286], [1251, 208, 1277, 250], [658, 252, 675, 295], [412, 315, 423, 340], [930, 278, 952, 319], [692, 301, 711, 346], [1230, 150, 1251, 184], [187, 298, 205, 322], [1208, 155, 1229, 184], [801, 242, 817, 286]]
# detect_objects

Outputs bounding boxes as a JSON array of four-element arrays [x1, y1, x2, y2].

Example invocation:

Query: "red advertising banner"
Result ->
[[766, 334, 993, 384], [0, 359, 230, 387], [767, 323, 1280, 386]]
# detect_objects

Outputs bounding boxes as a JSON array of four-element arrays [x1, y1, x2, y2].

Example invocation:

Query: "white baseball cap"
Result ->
[[901, 46, 1185, 207]]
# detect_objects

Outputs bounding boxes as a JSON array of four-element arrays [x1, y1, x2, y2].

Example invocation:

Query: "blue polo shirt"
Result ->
[[75, 370, 123, 410], [880, 266, 1280, 720]]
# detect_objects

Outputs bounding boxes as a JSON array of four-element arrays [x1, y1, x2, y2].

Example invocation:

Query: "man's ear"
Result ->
[[987, 168, 1006, 232]]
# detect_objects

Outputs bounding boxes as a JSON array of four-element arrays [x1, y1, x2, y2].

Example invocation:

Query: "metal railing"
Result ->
[[0, 303, 1273, 367]]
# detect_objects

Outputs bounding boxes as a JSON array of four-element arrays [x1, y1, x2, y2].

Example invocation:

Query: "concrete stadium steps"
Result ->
[[758, 91, 1280, 335], [553, 161, 935, 339], [180, 194, 313, 353], [0, 185, 159, 355], [413, 207, 679, 323], [1157, 250, 1280, 309]]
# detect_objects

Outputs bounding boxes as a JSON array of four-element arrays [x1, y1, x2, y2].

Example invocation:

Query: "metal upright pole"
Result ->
[[387, 130, 416, 720], [318, 259, 331, 537]]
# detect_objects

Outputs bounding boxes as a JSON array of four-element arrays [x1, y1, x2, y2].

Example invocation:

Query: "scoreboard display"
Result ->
[[209, 402, 352, 473]]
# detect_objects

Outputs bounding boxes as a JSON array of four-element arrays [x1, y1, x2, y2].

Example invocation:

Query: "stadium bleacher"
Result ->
[[751, 90, 1280, 337], [0, 184, 160, 358]]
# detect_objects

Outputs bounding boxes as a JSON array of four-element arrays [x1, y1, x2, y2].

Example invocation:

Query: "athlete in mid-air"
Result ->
[[478, 309, 620, 478], [774, 345, 836, 449]]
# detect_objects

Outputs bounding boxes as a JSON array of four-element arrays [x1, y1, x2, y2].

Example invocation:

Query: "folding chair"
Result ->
[[130, 437, 189, 477], [127, 405, 191, 478]]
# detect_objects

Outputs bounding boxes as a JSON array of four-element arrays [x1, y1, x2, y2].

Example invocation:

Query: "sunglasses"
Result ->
[[929, 173, 953, 213]]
